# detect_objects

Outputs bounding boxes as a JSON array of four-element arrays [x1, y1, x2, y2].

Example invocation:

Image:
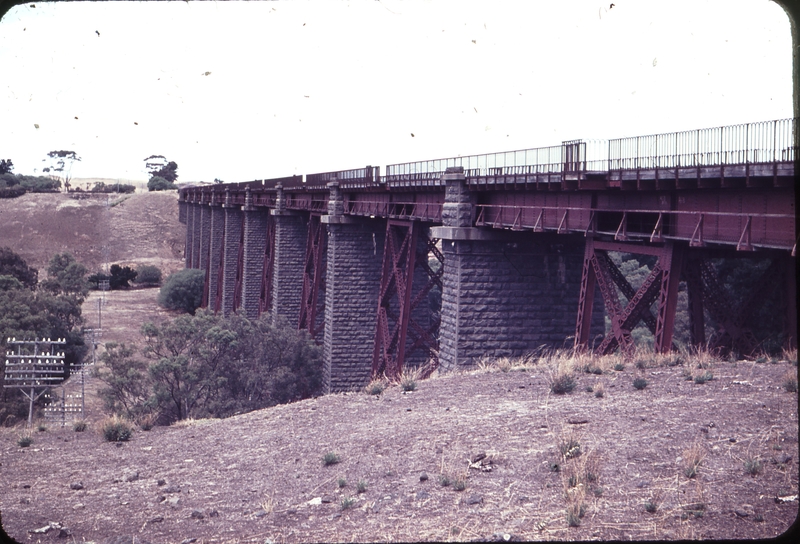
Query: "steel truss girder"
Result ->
[[575, 239, 682, 356], [693, 256, 786, 355], [258, 214, 276, 316], [214, 220, 226, 313], [298, 213, 326, 339], [372, 220, 443, 380]]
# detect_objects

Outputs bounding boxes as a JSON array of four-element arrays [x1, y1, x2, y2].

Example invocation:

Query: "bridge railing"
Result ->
[[385, 140, 609, 184], [344, 200, 443, 222], [609, 118, 796, 170], [306, 166, 380, 187]]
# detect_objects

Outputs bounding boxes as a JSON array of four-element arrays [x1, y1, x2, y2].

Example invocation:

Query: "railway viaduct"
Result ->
[[178, 118, 797, 393]]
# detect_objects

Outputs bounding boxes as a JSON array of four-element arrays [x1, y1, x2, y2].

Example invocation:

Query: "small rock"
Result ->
[[22, 484, 30, 489], [149, 516, 164, 523], [253, 510, 267, 519], [190, 510, 204, 519], [307, 497, 322, 506], [115, 442, 123, 448], [180, 539, 197, 544], [729, 437, 737, 443], [464, 495, 483, 505], [167, 496, 180, 507], [69, 482, 84, 490], [157, 495, 166, 503], [73, 503, 84, 510], [320, 496, 333, 504], [58, 527, 72, 538], [208, 510, 219, 518], [164, 485, 181, 494], [416, 491, 430, 500], [419, 473, 429, 482], [328, 513, 341, 521], [157, 479, 166, 486], [286, 508, 298, 515], [471, 452, 487, 463], [735, 510, 749, 517], [124, 471, 139, 483], [20, 498, 30, 505]]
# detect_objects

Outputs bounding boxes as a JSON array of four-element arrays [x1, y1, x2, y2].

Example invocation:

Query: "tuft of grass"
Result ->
[[781, 371, 798, 393], [72, 420, 88, 432], [340, 496, 356, 510], [36, 423, 47, 432], [356, 480, 368, 494], [550, 374, 576, 395], [613, 362, 625, 371], [100, 415, 133, 442], [136, 413, 158, 431], [17, 434, 32, 447], [337, 478, 347, 489], [635, 358, 647, 370], [744, 457, 763, 476], [633, 377, 648, 390], [693, 371, 714, 384], [453, 479, 467, 491], [565, 501, 586, 527], [682, 443, 706, 479], [559, 433, 582, 460], [439, 475, 453, 487], [322, 452, 341, 466], [593, 382, 605, 398], [644, 501, 659, 513], [365, 379, 387, 396], [399, 367, 420, 392]]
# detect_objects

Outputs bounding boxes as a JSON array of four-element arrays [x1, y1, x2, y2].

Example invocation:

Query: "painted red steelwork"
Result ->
[[233, 213, 245, 313], [372, 221, 442, 379], [258, 214, 276, 316], [298, 214, 326, 339]]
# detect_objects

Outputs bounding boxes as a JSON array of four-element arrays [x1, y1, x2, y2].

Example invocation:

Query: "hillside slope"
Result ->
[[0, 191, 185, 276], [0, 356, 797, 543]]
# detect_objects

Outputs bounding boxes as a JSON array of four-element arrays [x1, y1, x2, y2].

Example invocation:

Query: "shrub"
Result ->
[[36, 423, 46, 432], [559, 435, 582, 459], [134, 264, 162, 286], [453, 479, 467, 491], [340, 496, 356, 510], [613, 362, 625, 371], [644, 501, 659, 513], [550, 374, 576, 395], [593, 382, 605, 398], [147, 176, 177, 192], [72, 420, 88, 432], [101, 415, 134, 442], [744, 457, 763, 476], [633, 377, 648, 390], [322, 452, 341, 466], [17, 434, 32, 447], [158, 269, 205, 314], [782, 371, 798, 393], [356, 480, 368, 493], [365, 379, 387, 396], [338, 478, 347, 489], [400, 368, 419, 392], [0, 185, 26, 199], [693, 371, 714, 384]]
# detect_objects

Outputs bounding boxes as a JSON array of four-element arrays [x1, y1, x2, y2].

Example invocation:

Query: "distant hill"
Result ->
[[70, 177, 149, 193], [0, 191, 185, 275]]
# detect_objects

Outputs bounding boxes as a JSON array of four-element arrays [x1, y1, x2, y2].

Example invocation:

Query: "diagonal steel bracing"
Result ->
[[372, 221, 443, 380], [298, 214, 326, 339], [575, 240, 682, 356], [258, 214, 276, 316]]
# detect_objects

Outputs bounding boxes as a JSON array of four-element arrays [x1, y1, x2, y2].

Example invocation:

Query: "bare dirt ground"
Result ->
[[0, 352, 797, 543], [0, 191, 185, 276]]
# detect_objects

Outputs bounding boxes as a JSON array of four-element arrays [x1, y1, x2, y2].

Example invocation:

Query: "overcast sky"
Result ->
[[0, 0, 793, 183]]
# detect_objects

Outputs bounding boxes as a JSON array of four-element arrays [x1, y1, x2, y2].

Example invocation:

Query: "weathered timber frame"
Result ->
[[298, 213, 326, 338], [258, 214, 276, 316], [372, 221, 443, 379], [575, 239, 683, 356]]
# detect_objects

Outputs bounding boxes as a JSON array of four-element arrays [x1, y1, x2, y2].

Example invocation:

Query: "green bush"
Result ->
[[17, 175, 61, 193], [158, 269, 205, 314], [72, 420, 88, 432], [323, 452, 341, 466], [0, 185, 26, 199], [134, 265, 162, 286], [17, 434, 32, 447], [101, 415, 133, 442], [550, 374, 576, 394], [147, 176, 177, 192], [633, 377, 648, 390]]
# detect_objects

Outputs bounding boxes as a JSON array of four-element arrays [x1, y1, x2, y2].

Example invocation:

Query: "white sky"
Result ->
[[0, 0, 793, 183]]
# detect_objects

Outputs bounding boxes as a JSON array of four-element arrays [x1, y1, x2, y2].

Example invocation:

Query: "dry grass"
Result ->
[[681, 442, 707, 479]]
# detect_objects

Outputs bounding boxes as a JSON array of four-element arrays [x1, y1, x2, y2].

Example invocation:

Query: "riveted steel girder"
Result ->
[[298, 213, 326, 339]]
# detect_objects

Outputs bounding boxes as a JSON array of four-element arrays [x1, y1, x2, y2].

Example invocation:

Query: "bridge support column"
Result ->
[[184, 202, 195, 268], [206, 201, 225, 312], [322, 182, 385, 393], [241, 188, 272, 320], [198, 197, 211, 272], [270, 185, 307, 325], [221, 191, 243, 316], [432, 167, 602, 370]]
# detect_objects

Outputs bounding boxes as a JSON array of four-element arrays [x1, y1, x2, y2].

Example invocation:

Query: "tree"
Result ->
[[0, 247, 38, 289], [0, 159, 14, 175], [158, 269, 205, 314], [109, 264, 137, 290], [133, 265, 162, 286], [42, 150, 81, 190], [144, 155, 178, 183], [42, 252, 89, 298], [95, 342, 153, 419], [147, 176, 177, 192]]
